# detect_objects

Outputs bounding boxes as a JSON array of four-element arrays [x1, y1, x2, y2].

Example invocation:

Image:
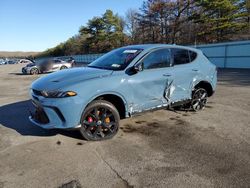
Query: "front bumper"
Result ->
[[29, 91, 85, 129], [22, 67, 28, 74], [22, 67, 33, 74]]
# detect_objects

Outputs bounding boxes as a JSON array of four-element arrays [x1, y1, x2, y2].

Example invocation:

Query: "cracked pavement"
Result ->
[[0, 65, 250, 188]]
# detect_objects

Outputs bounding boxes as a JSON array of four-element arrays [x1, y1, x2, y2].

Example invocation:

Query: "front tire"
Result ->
[[30, 68, 39, 75], [80, 100, 120, 141]]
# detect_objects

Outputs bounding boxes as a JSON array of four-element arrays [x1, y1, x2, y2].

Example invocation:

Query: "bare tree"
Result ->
[[125, 8, 139, 42]]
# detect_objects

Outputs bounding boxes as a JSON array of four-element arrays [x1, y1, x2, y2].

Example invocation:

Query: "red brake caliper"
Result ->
[[87, 116, 93, 123], [87, 117, 94, 130]]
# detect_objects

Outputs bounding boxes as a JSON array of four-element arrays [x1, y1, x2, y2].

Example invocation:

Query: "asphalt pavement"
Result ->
[[0, 65, 250, 188]]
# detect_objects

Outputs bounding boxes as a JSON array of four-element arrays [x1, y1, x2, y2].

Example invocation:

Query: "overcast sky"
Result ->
[[0, 0, 144, 52]]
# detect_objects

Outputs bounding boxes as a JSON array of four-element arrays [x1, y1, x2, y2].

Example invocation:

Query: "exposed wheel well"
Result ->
[[194, 81, 213, 97], [94, 94, 126, 119]]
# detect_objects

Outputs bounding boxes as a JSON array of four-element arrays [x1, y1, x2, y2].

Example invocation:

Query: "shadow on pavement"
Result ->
[[0, 100, 83, 139], [8, 73, 47, 76], [9, 73, 28, 76]]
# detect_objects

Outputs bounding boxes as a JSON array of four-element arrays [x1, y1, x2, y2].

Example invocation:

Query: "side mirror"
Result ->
[[133, 62, 144, 72], [126, 62, 144, 75]]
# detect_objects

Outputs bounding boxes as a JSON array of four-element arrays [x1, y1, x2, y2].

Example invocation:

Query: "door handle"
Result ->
[[163, 74, 172, 77], [192, 69, 199, 72]]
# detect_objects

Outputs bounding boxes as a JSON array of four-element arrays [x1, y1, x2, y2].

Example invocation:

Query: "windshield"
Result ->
[[88, 48, 143, 70]]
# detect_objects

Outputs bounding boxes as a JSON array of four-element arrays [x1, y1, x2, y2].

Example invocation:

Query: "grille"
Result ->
[[33, 108, 50, 124]]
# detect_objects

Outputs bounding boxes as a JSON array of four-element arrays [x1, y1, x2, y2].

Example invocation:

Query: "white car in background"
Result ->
[[22, 58, 73, 75], [0, 59, 5, 65], [17, 59, 34, 64]]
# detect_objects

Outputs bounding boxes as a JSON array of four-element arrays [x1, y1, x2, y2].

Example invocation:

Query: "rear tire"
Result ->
[[80, 100, 120, 141], [191, 88, 208, 111]]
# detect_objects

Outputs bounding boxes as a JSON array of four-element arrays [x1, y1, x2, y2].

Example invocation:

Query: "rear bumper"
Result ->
[[210, 89, 216, 97], [211, 70, 217, 94]]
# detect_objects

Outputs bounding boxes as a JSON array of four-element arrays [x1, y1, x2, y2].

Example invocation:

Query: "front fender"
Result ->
[[74, 90, 129, 125], [83, 91, 128, 116]]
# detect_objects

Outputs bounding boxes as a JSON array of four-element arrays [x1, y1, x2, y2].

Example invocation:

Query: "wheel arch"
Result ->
[[60, 65, 68, 69], [193, 81, 213, 97], [85, 92, 128, 120]]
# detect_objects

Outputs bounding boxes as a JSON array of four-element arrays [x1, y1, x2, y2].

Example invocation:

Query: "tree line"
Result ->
[[39, 0, 250, 57]]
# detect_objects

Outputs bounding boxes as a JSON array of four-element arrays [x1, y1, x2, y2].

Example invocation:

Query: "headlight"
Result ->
[[41, 90, 77, 98]]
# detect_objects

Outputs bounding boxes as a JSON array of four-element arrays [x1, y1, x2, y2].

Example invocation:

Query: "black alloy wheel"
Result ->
[[80, 100, 120, 141]]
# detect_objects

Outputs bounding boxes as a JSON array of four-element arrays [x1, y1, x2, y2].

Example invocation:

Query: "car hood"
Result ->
[[31, 67, 113, 91]]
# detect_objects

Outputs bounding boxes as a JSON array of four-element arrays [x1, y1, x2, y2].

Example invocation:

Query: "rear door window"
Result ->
[[172, 49, 190, 65]]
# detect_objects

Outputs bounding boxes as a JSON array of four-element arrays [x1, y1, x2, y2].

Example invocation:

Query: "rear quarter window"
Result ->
[[189, 51, 197, 62]]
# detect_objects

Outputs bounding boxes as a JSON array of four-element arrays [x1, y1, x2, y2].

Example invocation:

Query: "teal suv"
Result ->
[[29, 44, 217, 141]]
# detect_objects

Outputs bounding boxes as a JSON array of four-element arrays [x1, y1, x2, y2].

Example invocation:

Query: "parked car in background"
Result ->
[[59, 56, 75, 63], [29, 44, 217, 141], [58, 56, 76, 66], [18, 59, 34, 64], [0, 59, 5, 65], [5, 60, 17, 64], [22, 58, 72, 75]]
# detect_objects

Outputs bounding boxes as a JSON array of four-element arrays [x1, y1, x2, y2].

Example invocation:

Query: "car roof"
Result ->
[[123, 44, 201, 53]]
